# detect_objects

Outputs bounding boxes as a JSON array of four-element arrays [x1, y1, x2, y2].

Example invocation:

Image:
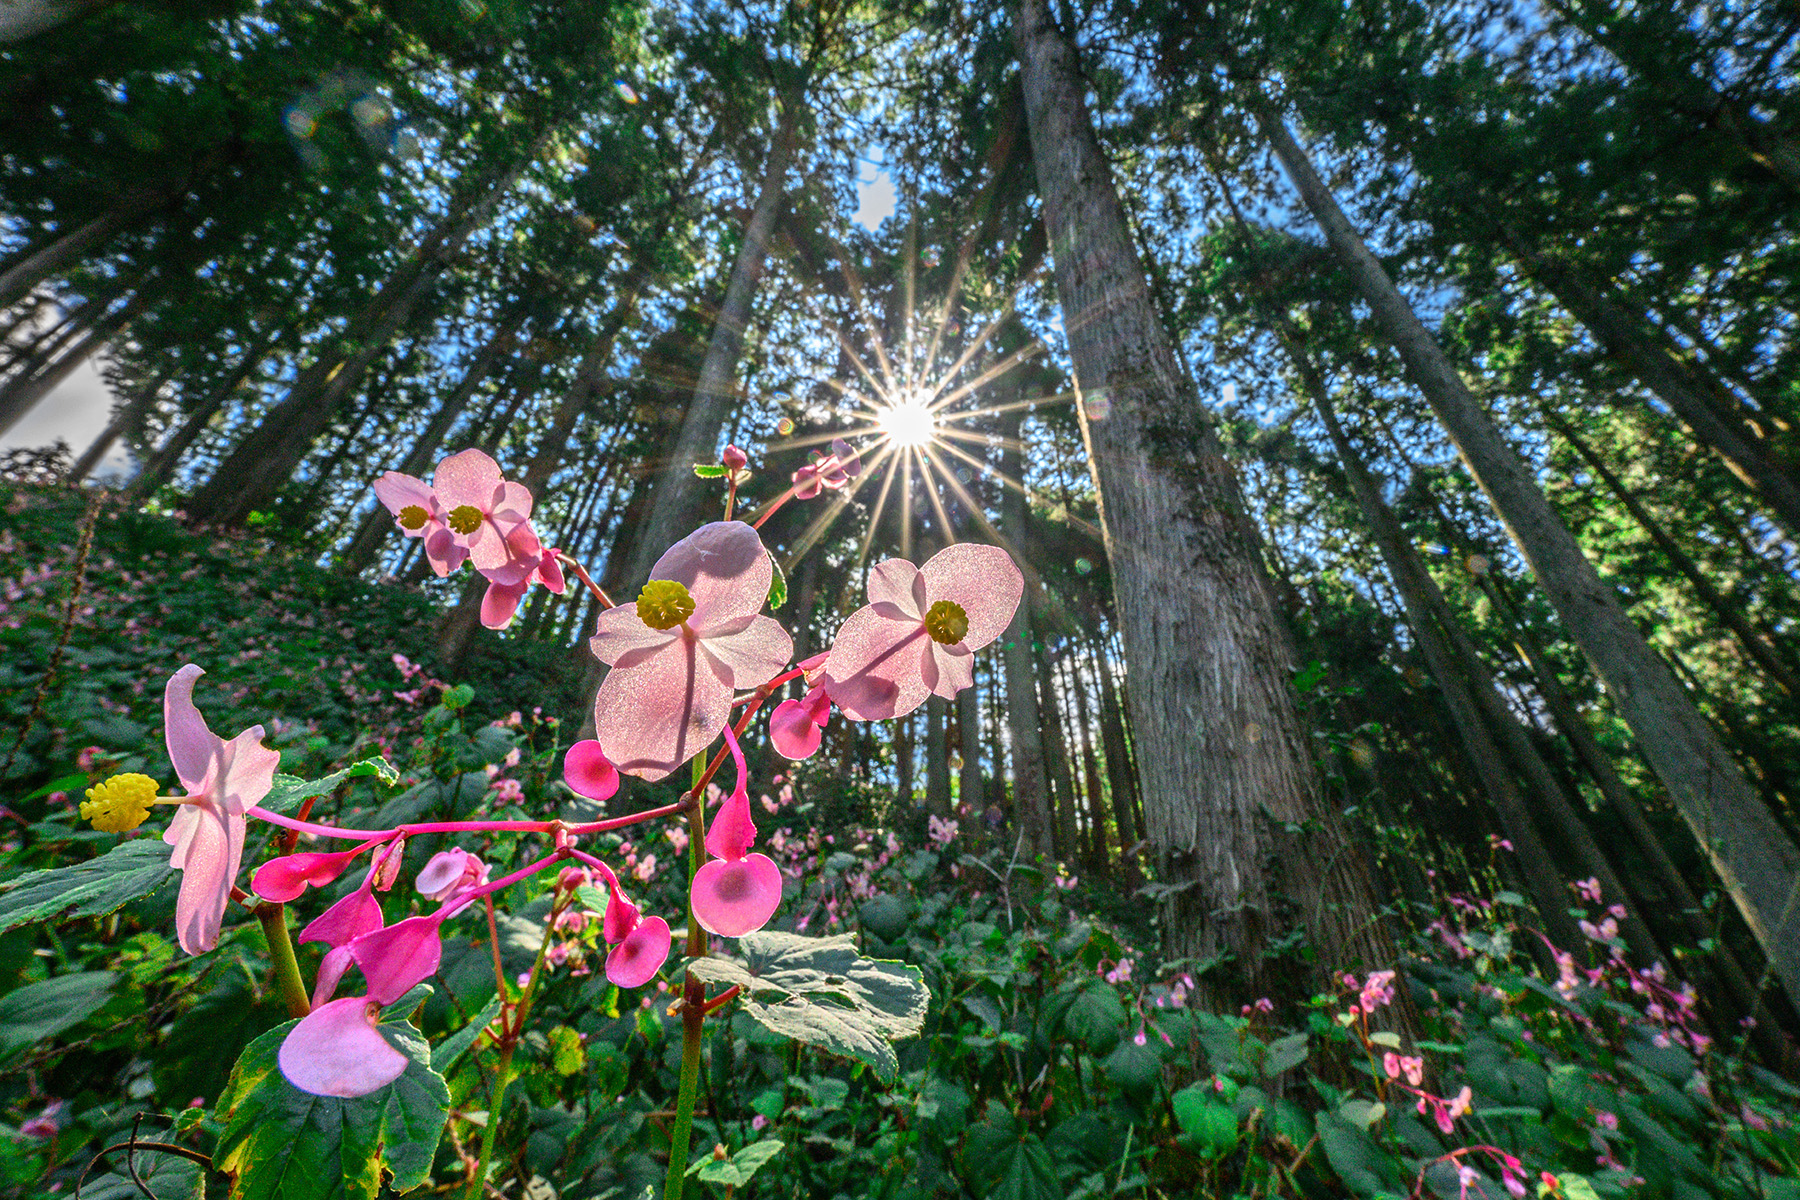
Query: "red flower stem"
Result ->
[[732, 666, 806, 706], [462, 848, 570, 904], [279, 797, 316, 855], [244, 799, 691, 843], [699, 984, 741, 1017], [747, 481, 802, 530], [557, 554, 616, 609]]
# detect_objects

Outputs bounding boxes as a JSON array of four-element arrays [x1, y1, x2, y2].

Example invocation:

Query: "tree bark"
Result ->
[[0, 187, 162, 309], [1256, 96, 1800, 1002], [957, 682, 983, 815], [1017, 0, 1401, 996], [68, 366, 170, 482], [997, 397, 1054, 856], [925, 696, 952, 817], [126, 326, 282, 501]]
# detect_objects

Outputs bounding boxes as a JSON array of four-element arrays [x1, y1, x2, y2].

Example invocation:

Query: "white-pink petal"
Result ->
[[920, 543, 1022, 650], [279, 997, 408, 1098]]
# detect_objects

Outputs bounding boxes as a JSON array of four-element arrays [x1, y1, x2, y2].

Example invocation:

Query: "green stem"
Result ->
[[663, 757, 712, 1200], [257, 903, 310, 1019], [466, 890, 559, 1200]]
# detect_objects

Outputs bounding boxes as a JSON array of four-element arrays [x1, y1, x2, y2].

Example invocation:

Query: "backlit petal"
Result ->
[[605, 916, 671, 988], [163, 800, 243, 955], [594, 639, 733, 781], [864, 559, 926, 618], [822, 606, 931, 721], [563, 740, 619, 801], [920, 543, 1022, 650], [690, 854, 783, 937], [348, 913, 446, 1006], [279, 997, 408, 1098], [696, 613, 792, 689], [163, 665, 219, 792], [650, 522, 771, 627]]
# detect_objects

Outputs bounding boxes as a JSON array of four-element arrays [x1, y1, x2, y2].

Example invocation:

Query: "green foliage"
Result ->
[[0, 972, 116, 1060], [214, 1017, 450, 1200], [0, 840, 172, 932]]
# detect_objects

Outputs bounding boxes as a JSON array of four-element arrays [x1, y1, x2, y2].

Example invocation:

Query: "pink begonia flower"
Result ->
[[590, 521, 793, 780], [348, 911, 450, 1005], [371, 471, 466, 577], [415, 848, 489, 902], [252, 844, 371, 903], [690, 728, 783, 937], [480, 536, 566, 629], [279, 996, 408, 1098], [162, 665, 281, 955], [600, 879, 672, 989], [789, 438, 862, 500], [770, 684, 831, 760], [431, 449, 536, 585], [564, 740, 620, 801], [824, 544, 1022, 721]]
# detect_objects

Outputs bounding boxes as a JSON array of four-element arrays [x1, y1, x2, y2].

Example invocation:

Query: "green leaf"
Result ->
[[1315, 1110, 1397, 1197], [693, 463, 728, 477], [548, 1025, 586, 1075], [260, 757, 399, 816], [0, 971, 117, 1060], [1173, 1085, 1240, 1158], [1061, 980, 1127, 1053], [688, 1139, 785, 1187], [684, 932, 929, 1083], [962, 1102, 1063, 1200], [766, 553, 788, 609], [433, 994, 501, 1074], [214, 1016, 451, 1200], [442, 685, 475, 711], [1102, 1037, 1162, 1092], [0, 840, 173, 932], [1265, 1032, 1309, 1075]]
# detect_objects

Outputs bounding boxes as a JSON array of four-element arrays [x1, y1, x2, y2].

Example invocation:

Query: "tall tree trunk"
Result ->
[[617, 100, 803, 590], [0, 288, 148, 438], [1089, 637, 1138, 851], [895, 717, 914, 808], [1547, 411, 1800, 697], [957, 682, 983, 815], [998, 398, 1054, 855], [185, 157, 529, 526], [1035, 632, 1080, 860], [1256, 96, 1800, 1002], [69, 366, 171, 481], [1065, 652, 1109, 868], [926, 696, 952, 817], [1018, 0, 1400, 993]]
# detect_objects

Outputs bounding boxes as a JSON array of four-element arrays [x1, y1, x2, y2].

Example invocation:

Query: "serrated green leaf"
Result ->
[[962, 1102, 1063, 1200], [1265, 1032, 1309, 1075], [1061, 980, 1126, 1053], [0, 971, 117, 1060], [0, 839, 173, 932], [214, 1016, 450, 1200], [685, 932, 928, 1083], [693, 463, 728, 477], [261, 758, 399, 816]]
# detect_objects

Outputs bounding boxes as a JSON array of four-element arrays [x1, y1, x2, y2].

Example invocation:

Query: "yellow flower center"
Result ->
[[636, 579, 696, 630], [397, 504, 430, 531], [80, 773, 160, 834], [447, 504, 484, 535], [924, 600, 969, 645]]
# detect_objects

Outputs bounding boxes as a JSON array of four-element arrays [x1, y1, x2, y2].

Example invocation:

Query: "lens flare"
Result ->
[[876, 396, 937, 448]]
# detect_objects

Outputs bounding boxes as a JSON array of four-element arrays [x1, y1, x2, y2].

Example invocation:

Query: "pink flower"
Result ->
[[430, 449, 537, 585], [19, 1101, 63, 1140], [564, 740, 620, 801], [252, 844, 372, 903], [689, 727, 783, 937], [590, 522, 792, 780], [371, 471, 466, 577], [596, 870, 671, 988], [1359, 970, 1396, 1012], [823, 544, 1022, 721], [480, 538, 566, 630], [769, 654, 832, 760], [1574, 877, 1603, 904], [414, 848, 489, 901], [162, 665, 280, 955], [490, 777, 525, 803], [927, 814, 959, 846], [278, 996, 408, 1098], [790, 438, 862, 500]]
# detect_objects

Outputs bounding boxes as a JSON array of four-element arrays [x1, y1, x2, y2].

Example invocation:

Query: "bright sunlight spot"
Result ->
[[876, 395, 938, 448]]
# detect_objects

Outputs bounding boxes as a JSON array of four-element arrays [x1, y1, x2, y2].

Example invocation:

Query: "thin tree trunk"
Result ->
[[926, 696, 952, 817], [1090, 637, 1138, 851], [957, 682, 983, 815], [0, 188, 163, 309], [1035, 632, 1079, 860], [0, 289, 147, 438], [1018, 0, 1401, 996], [1065, 651, 1109, 869], [1255, 95, 1800, 1004], [1547, 411, 1800, 697], [69, 366, 171, 482], [998, 397, 1054, 855], [127, 325, 282, 501], [618, 100, 803, 591], [895, 718, 914, 808]]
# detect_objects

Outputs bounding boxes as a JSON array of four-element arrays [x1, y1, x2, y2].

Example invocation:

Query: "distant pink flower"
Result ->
[[1574, 877, 1603, 904], [564, 740, 620, 802], [480, 537, 566, 630], [431, 449, 536, 585], [19, 1101, 63, 1140], [1359, 970, 1396, 1012], [162, 665, 280, 955], [689, 727, 783, 938], [490, 777, 524, 803], [415, 848, 489, 902], [790, 438, 862, 500], [371, 471, 466, 577], [823, 544, 1022, 721], [1595, 1110, 1617, 1130], [926, 814, 959, 846], [590, 522, 793, 780]]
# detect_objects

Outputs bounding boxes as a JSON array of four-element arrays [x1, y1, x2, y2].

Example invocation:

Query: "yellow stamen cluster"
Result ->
[[80, 773, 160, 833], [636, 579, 696, 630], [924, 600, 969, 645], [446, 504, 484, 535], [397, 504, 430, 531]]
